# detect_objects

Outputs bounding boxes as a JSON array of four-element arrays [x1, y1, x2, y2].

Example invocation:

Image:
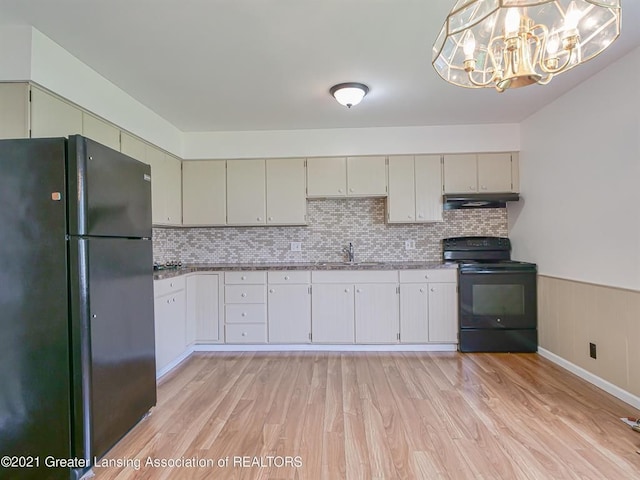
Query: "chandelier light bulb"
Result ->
[[504, 8, 521, 37], [463, 30, 476, 60], [564, 1, 582, 31], [546, 33, 560, 55]]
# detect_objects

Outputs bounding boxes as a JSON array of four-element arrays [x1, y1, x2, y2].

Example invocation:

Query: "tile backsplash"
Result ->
[[153, 198, 508, 264]]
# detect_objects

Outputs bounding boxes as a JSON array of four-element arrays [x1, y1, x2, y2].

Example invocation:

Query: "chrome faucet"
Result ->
[[343, 242, 355, 263]]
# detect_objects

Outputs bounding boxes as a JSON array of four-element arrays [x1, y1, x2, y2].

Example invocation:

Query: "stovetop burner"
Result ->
[[153, 261, 182, 271]]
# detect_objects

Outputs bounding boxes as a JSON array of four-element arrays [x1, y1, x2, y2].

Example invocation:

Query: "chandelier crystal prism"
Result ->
[[432, 0, 621, 92]]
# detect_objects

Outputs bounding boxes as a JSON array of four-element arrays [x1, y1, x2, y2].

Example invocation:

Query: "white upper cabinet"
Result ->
[[182, 160, 226, 226], [30, 86, 82, 138], [443, 153, 517, 193], [147, 145, 182, 226], [306, 157, 347, 197], [120, 132, 147, 163], [227, 159, 267, 225], [0, 83, 29, 139], [346, 156, 387, 196], [266, 158, 307, 225], [477, 153, 513, 192], [82, 112, 120, 151], [388, 155, 442, 223], [307, 156, 387, 197]]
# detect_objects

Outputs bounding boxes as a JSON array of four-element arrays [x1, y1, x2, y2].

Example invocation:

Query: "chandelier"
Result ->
[[432, 1, 621, 92]]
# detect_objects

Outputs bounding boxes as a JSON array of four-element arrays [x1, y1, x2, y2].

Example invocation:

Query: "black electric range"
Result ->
[[443, 237, 538, 353]]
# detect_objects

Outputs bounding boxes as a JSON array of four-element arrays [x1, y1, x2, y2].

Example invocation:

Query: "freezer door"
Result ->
[[67, 135, 152, 238], [0, 138, 73, 479], [69, 237, 156, 464]]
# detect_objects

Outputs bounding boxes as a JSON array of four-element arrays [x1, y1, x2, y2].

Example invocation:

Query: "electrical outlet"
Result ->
[[404, 240, 416, 250], [290, 242, 302, 252], [589, 342, 597, 359]]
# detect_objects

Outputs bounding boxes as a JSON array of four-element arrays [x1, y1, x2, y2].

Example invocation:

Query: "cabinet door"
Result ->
[[164, 153, 182, 225], [347, 156, 387, 196], [354, 283, 399, 343], [268, 284, 311, 343], [311, 283, 354, 343], [182, 160, 226, 225], [443, 154, 477, 194], [30, 86, 83, 138], [82, 112, 120, 151], [186, 274, 221, 343], [477, 153, 513, 192], [120, 132, 147, 163], [306, 157, 347, 197], [428, 283, 458, 342], [227, 159, 266, 225], [154, 290, 186, 372], [146, 145, 166, 225], [266, 158, 307, 225], [415, 155, 443, 222], [0, 82, 29, 139], [399, 284, 429, 343], [387, 155, 415, 222]]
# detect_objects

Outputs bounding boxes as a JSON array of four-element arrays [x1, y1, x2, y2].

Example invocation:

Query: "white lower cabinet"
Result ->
[[186, 273, 222, 344], [224, 271, 267, 343], [311, 270, 399, 344], [399, 269, 458, 343], [153, 277, 186, 373], [354, 283, 399, 343], [267, 271, 311, 343], [311, 283, 355, 343]]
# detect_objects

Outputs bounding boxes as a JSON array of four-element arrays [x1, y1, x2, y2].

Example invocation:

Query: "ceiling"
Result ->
[[0, 0, 638, 133]]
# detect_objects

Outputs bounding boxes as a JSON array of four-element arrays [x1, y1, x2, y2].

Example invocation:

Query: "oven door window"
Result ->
[[472, 284, 525, 316]]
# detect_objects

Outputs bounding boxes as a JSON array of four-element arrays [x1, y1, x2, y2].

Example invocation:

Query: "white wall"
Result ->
[[509, 46, 640, 290], [182, 123, 520, 159], [0, 26, 32, 80]]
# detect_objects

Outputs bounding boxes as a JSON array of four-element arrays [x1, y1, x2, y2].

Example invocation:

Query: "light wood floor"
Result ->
[[93, 352, 640, 480]]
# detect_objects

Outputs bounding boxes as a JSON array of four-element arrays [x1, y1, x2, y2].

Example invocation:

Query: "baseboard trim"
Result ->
[[538, 348, 640, 410], [192, 343, 458, 353], [156, 346, 194, 380]]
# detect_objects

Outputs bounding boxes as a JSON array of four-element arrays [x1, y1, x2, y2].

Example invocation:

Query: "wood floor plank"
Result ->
[[91, 352, 640, 480]]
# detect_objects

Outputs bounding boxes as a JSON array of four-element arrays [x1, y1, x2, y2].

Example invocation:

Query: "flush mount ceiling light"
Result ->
[[432, 0, 621, 92], [330, 82, 369, 108]]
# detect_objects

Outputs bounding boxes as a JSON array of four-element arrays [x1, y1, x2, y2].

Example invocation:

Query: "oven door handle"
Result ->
[[460, 268, 536, 274]]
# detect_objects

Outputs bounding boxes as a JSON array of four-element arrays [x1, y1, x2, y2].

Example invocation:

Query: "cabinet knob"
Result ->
[[408, 214, 412, 219], [241, 275, 246, 280], [424, 275, 429, 279], [338, 188, 343, 193], [92, 314, 97, 318], [268, 216, 273, 221], [419, 288, 425, 293], [481, 185, 487, 190], [167, 216, 171, 221], [344, 288, 350, 293], [257, 217, 262, 221], [356, 289, 362, 293], [269, 289, 275, 293], [497, 318, 502, 323], [166, 299, 170, 304], [284, 275, 290, 280], [242, 332, 248, 336], [418, 213, 424, 219], [430, 288, 435, 292], [241, 292, 247, 297], [349, 188, 354, 193], [169, 282, 174, 287], [241, 312, 247, 317], [469, 186, 474, 191]]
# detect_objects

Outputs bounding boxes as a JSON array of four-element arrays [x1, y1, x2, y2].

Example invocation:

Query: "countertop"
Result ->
[[153, 261, 456, 280]]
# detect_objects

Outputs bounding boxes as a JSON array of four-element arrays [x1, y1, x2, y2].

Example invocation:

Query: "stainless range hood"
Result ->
[[443, 192, 520, 209]]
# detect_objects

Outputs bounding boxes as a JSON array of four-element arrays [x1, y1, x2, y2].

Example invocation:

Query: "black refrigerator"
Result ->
[[0, 135, 156, 480]]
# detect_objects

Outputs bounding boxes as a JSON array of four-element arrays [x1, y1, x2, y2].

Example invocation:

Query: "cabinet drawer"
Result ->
[[225, 284, 266, 303], [312, 270, 398, 284], [267, 271, 311, 284], [154, 276, 186, 297], [225, 271, 267, 284], [399, 269, 457, 283], [225, 304, 267, 324], [226, 323, 267, 343]]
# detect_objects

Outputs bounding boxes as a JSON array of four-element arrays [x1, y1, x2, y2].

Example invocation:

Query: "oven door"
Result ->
[[459, 269, 537, 330]]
